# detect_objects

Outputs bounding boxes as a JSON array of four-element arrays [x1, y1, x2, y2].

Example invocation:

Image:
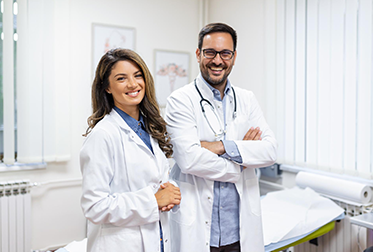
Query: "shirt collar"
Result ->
[[199, 73, 231, 100], [113, 106, 145, 131]]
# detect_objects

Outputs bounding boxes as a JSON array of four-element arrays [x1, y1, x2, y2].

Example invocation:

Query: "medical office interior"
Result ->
[[1, 0, 373, 251]]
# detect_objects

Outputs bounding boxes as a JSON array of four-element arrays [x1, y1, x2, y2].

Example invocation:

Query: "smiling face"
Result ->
[[106, 60, 145, 120], [196, 32, 237, 91]]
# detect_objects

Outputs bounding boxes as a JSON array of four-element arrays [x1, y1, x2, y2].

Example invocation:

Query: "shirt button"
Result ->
[[231, 152, 234, 155], [221, 186, 224, 189], [220, 206, 223, 209]]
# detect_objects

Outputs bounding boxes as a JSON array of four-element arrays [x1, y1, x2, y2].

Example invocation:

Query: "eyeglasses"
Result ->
[[202, 49, 235, 60]]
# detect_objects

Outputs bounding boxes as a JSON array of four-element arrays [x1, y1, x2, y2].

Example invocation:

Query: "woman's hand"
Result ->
[[155, 182, 181, 212]]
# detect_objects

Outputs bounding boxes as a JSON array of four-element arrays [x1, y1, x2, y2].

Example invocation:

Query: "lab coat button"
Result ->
[[206, 242, 209, 246], [159, 180, 162, 184], [205, 221, 208, 224], [165, 239, 168, 243], [207, 197, 211, 200]]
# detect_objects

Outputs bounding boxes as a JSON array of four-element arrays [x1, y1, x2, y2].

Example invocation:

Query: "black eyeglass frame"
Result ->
[[202, 49, 235, 60]]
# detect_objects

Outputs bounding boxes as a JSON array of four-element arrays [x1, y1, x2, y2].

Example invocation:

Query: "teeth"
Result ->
[[211, 67, 223, 71], [128, 91, 139, 95]]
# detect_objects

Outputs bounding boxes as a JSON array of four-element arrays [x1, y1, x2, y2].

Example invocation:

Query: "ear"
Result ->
[[106, 87, 111, 94], [196, 48, 201, 63], [232, 50, 237, 65]]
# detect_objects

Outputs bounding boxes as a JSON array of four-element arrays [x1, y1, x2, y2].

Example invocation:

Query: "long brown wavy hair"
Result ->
[[84, 48, 173, 158]]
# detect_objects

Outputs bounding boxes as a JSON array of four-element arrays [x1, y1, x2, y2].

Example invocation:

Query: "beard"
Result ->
[[200, 63, 232, 87]]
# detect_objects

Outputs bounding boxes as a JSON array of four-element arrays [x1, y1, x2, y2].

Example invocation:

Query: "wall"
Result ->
[[206, 0, 268, 117], [1, 0, 201, 249]]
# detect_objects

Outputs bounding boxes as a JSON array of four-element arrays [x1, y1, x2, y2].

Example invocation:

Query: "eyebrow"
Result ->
[[113, 70, 142, 78], [114, 73, 127, 78]]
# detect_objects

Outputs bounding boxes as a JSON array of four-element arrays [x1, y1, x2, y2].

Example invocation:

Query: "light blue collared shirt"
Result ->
[[199, 75, 242, 247], [113, 106, 153, 154]]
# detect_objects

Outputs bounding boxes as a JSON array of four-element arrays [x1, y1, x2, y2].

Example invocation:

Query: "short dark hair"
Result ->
[[198, 23, 237, 51]]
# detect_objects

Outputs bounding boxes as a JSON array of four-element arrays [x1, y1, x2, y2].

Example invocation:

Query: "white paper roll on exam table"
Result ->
[[295, 172, 372, 204]]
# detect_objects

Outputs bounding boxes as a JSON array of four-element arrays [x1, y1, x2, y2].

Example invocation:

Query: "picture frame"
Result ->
[[92, 23, 136, 75], [154, 49, 190, 107]]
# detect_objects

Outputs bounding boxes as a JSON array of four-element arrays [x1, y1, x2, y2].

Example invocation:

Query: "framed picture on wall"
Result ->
[[92, 23, 136, 76], [154, 50, 190, 107]]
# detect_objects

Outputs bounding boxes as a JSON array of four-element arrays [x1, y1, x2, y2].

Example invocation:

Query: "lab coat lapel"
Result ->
[[111, 109, 155, 156], [150, 137, 163, 176], [196, 76, 215, 102]]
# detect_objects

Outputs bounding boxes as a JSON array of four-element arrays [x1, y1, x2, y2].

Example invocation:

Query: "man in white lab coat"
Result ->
[[165, 23, 277, 252]]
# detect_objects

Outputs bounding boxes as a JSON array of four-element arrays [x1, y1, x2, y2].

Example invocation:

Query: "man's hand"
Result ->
[[200, 141, 225, 155], [242, 127, 262, 170], [243, 127, 262, 141]]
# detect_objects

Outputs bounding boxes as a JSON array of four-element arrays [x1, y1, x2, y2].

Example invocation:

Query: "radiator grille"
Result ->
[[0, 181, 32, 252]]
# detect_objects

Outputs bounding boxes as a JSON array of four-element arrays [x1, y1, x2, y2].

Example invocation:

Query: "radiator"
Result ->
[[294, 200, 373, 252], [0, 181, 31, 252]]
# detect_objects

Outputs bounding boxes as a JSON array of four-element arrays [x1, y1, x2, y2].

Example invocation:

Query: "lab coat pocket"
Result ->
[[169, 181, 196, 226], [245, 177, 261, 216], [98, 225, 143, 251], [243, 169, 261, 217]]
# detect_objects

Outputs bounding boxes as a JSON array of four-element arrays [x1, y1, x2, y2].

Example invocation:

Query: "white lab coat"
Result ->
[[80, 109, 172, 252], [165, 76, 277, 252]]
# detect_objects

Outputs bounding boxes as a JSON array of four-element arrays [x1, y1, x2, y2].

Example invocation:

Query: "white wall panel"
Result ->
[[284, 0, 296, 164], [276, 0, 286, 163], [305, 0, 319, 167], [317, 0, 332, 171], [343, 0, 358, 174], [356, 0, 372, 177], [294, 0, 306, 166], [329, 0, 345, 172]]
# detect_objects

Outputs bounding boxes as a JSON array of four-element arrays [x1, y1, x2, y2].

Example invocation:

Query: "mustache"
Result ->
[[207, 63, 225, 68]]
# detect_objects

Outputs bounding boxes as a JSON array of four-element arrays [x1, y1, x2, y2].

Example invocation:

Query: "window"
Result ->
[[1, 0, 70, 170], [274, 0, 373, 179]]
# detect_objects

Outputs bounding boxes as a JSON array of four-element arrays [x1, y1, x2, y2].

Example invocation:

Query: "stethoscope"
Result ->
[[194, 79, 237, 138]]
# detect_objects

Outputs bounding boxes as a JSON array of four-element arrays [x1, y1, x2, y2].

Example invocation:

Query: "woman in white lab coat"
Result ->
[[80, 48, 181, 252]]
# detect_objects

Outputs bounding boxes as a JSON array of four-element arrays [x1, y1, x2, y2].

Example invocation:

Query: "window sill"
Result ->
[[0, 162, 47, 172]]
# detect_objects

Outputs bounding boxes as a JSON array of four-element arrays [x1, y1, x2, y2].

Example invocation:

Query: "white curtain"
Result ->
[[3, 0, 70, 165], [274, 0, 373, 178]]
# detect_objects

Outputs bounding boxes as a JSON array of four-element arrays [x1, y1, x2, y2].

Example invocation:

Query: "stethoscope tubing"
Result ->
[[194, 78, 237, 138], [194, 79, 237, 118]]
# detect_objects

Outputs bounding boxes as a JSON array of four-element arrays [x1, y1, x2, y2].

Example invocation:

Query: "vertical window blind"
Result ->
[[275, 0, 372, 179], [2, 0, 70, 167]]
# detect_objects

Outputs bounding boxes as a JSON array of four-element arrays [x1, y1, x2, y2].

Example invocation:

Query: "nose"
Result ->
[[212, 53, 223, 65], [127, 77, 137, 88]]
